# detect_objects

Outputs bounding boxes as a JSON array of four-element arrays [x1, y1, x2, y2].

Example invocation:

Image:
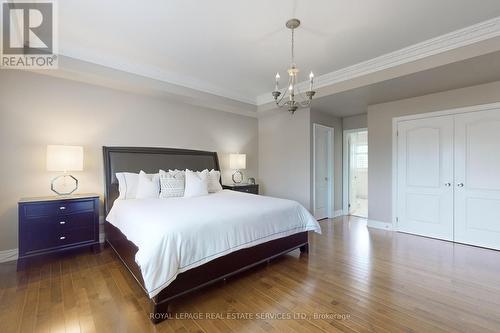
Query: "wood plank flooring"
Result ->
[[1, 216, 500, 332]]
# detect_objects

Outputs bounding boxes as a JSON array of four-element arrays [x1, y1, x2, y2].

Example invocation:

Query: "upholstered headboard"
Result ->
[[103, 146, 220, 214]]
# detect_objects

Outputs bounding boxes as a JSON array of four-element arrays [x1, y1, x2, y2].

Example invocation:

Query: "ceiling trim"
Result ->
[[33, 55, 259, 118], [56, 16, 500, 108], [59, 48, 258, 106], [256, 16, 500, 105]]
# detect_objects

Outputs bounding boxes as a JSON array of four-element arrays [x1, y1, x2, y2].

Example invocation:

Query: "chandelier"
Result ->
[[272, 18, 315, 114]]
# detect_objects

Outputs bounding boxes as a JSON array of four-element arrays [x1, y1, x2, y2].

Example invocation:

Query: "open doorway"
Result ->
[[343, 129, 368, 218]]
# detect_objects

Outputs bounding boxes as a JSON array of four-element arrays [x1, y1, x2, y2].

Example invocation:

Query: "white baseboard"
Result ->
[[367, 220, 394, 231], [0, 248, 18, 263]]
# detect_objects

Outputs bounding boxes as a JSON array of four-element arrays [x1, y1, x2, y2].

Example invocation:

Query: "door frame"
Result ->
[[313, 123, 334, 219], [342, 128, 368, 215], [391, 101, 500, 231]]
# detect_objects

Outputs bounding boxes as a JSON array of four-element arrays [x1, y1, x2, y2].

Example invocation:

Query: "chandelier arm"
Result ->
[[276, 75, 292, 106], [276, 91, 288, 107], [298, 100, 312, 108]]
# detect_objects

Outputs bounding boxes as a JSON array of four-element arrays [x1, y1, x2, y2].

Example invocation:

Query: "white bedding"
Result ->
[[106, 190, 321, 298]]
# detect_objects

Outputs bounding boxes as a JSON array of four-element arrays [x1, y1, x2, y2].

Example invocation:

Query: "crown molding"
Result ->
[[256, 16, 500, 105], [59, 48, 258, 106], [33, 55, 259, 118], [42, 16, 500, 109]]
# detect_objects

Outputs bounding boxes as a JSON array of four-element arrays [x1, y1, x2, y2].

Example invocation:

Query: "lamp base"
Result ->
[[232, 170, 243, 184], [51, 174, 79, 195]]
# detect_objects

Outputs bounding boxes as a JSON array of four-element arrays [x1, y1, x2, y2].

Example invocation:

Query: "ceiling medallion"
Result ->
[[272, 18, 315, 114]]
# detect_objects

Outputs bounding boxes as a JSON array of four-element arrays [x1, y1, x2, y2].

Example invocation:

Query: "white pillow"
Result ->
[[136, 171, 160, 199], [207, 169, 223, 193], [159, 169, 185, 198], [116, 172, 139, 199], [184, 169, 209, 198]]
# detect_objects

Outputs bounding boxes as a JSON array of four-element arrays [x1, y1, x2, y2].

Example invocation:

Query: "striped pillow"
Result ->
[[159, 170, 185, 198]]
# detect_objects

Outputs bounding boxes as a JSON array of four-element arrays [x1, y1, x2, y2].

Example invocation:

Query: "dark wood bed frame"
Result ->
[[103, 146, 309, 323]]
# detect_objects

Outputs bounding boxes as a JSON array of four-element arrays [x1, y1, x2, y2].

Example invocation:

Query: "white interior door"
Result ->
[[314, 124, 333, 220], [397, 116, 454, 241], [454, 109, 500, 250]]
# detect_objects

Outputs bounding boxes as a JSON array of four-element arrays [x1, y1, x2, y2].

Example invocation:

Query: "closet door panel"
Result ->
[[454, 109, 500, 250], [397, 116, 454, 241]]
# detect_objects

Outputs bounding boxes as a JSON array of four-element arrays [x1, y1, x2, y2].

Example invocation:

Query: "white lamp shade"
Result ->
[[46, 145, 84, 172], [229, 153, 246, 170]]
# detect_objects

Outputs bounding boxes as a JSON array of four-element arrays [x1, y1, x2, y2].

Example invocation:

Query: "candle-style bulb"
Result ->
[[309, 71, 314, 91], [309, 71, 314, 79], [274, 72, 280, 91]]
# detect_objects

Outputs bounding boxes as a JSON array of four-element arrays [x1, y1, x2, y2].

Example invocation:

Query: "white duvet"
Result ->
[[106, 190, 321, 298]]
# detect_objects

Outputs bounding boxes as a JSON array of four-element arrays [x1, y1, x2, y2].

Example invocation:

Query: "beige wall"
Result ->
[[258, 109, 311, 209], [0, 70, 258, 251], [367, 80, 500, 224], [258, 108, 343, 213], [342, 114, 367, 130], [310, 110, 343, 212]]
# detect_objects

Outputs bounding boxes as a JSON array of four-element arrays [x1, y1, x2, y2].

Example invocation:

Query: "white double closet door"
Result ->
[[397, 109, 500, 250]]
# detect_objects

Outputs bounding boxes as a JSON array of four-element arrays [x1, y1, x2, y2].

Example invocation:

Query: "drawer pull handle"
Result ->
[[59, 221, 66, 225], [59, 206, 66, 210], [59, 236, 66, 240]]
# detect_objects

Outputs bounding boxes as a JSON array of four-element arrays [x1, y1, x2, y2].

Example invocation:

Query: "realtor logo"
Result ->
[[1, 1, 57, 69]]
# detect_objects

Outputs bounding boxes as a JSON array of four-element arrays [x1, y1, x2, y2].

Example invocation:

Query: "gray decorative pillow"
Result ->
[[207, 169, 223, 193], [159, 170, 185, 198]]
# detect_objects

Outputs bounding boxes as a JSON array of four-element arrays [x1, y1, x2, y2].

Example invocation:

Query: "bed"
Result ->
[[103, 146, 320, 323]]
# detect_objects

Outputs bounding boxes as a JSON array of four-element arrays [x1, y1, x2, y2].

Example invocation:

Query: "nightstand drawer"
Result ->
[[24, 226, 95, 253], [25, 211, 95, 229], [23, 200, 95, 218]]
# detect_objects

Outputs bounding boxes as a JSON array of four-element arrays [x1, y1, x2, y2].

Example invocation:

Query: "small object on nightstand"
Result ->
[[222, 183, 259, 195], [18, 193, 100, 263], [247, 177, 256, 185]]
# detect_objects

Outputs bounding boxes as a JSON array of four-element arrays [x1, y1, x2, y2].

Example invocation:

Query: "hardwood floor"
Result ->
[[1, 216, 500, 332]]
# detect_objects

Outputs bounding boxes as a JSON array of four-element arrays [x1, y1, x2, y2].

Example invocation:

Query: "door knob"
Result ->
[[444, 183, 451, 187], [457, 183, 464, 187]]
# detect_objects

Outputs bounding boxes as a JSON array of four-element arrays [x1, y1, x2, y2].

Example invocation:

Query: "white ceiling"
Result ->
[[312, 50, 500, 117], [59, 0, 500, 104]]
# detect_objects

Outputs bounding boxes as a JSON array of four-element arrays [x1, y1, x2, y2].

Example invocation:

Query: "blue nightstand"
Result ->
[[18, 193, 100, 261]]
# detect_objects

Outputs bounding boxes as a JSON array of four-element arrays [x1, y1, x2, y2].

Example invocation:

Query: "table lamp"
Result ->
[[229, 153, 246, 184], [46, 145, 84, 195]]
